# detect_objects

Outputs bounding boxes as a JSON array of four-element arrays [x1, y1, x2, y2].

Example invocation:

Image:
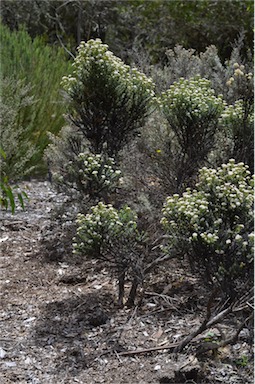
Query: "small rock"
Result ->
[[0, 347, 7, 359]]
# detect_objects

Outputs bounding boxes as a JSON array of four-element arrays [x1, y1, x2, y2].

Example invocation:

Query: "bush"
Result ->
[[220, 99, 254, 172], [45, 126, 122, 203], [0, 148, 28, 214], [61, 38, 155, 157], [73, 202, 144, 306], [0, 77, 38, 179], [157, 76, 224, 192], [0, 23, 71, 176], [161, 160, 254, 299]]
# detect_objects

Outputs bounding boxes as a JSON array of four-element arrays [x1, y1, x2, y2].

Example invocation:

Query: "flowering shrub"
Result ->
[[226, 62, 253, 104], [78, 152, 121, 195], [73, 202, 142, 306], [161, 159, 254, 298], [220, 99, 254, 172], [73, 202, 137, 257], [158, 76, 225, 191], [61, 38, 155, 156], [223, 62, 254, 171], [52, 151, 121, 201]]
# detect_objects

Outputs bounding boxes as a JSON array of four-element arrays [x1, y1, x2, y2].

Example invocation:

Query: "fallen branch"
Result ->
[[196, 312, 254, 356], [144, 252, 175, 275], [174, 288, 253, 353], [106, 309, 253, 358], [174, 287, 219, 353], [174, 288, 253, 354], [118, 342, 179, 356]]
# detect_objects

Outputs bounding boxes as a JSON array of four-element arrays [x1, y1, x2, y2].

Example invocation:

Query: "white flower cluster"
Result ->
[[73, 202, 137, 255], [220, 99, 254, 126], [61, 38, 155, 99], [226, 62, 253, 87], [78, 152, 121, 191], [161, 159, 254, 253], [160, 76, 224, 116]]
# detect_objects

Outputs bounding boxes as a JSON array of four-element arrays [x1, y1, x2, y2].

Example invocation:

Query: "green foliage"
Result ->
[[0, 0, 117, 48], [0, 22, 71, 176], [110, 0, 253, 63], [0, 77, 38, 179], [161, 160, 254, 298], [0, 148, 28, 214], [61, 38, 155, 157], [234, 355, 249, 368], [220, 99, 254, 172], [1, 0, 253, 64], [157, 76, 224, 192]]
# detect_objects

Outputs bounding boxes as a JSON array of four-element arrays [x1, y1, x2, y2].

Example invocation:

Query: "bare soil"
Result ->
[[0, 181, 253, 383]]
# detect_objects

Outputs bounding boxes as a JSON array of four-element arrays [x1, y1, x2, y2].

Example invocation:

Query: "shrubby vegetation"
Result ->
[[49, 146, 122, 203], [1, 0, 253, 63], [44, 37, 253, 308], [0, 77, 37, 180], [0, 148, 28, 214], [0, 22, 71, 177], [61, 38, 155, 157], [161, 160, 254, 299], [1, 2, 253, 358], [158, 76, 224, 192], [220, 99, 254, 172], [73, 202, 144, 306]]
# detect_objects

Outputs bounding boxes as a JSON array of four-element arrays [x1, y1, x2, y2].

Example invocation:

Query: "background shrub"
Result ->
[[161, 159, 254, 299], [220, 99, 254, 172], [0, 77, 37, 180], [0, 148, 28, 214], [0, 23, 71, 177]]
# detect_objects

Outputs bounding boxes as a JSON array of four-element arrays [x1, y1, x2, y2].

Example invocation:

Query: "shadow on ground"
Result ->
[[32, 290, 116, 375]]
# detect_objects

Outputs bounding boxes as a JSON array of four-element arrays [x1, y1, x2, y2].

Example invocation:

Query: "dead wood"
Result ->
[[118, 343, 179, 356], [174, 287, 254, 354]]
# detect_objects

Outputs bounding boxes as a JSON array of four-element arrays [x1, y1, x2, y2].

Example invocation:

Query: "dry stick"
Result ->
[[196, 312, 254, 356], [117, 289, 253, 358], [144, 252, 175, 275], [111, 311, 253, 358], [174, 288, 253, 354], [173, 288, 219, 353], [118, 342, 179, 356]]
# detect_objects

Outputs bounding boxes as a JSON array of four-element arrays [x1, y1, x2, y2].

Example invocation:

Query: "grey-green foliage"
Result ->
[[0, 147, 29, 214], [137, 41, 253, 195], [0, 77, 37, 179], [0, 22, 71, 177], [141, 37, 253, 100]]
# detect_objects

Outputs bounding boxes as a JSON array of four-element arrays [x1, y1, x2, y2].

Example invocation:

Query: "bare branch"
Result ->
[[57, 34, 75, 59]]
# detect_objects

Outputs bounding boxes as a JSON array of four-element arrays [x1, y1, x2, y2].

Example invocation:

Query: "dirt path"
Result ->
[[0, 181, 253, 383]]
